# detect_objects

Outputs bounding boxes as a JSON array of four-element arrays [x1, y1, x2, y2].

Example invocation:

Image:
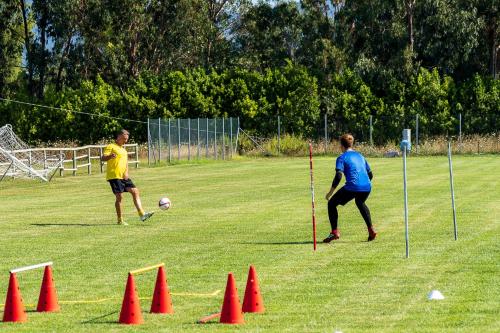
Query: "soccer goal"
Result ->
[[0, 124, 64, 182]]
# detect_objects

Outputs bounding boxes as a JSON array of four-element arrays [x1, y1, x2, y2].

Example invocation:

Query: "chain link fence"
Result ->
[[147, 118, 240, 163]]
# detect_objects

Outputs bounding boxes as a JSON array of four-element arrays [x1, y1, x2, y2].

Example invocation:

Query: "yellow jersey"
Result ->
[[103, 143, 128, 180]]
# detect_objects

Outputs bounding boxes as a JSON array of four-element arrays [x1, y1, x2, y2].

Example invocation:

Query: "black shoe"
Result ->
[[323, 232, 340, 243]]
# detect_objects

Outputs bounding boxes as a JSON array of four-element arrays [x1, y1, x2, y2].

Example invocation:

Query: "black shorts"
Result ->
[[330, 187, 370, 206], [108, 178, 136, 194]]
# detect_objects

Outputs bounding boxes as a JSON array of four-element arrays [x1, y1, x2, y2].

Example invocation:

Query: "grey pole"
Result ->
[[177, 118, 181, 160], [458, 113, 462, 149], [214, 118, 217, 159], [188, 118, 191, 161], [278, 115, 281, 155], [158, 118, 161, 163], [369, 115, 373, 146], [222, 118, 225, 160], [230, 117, 233, 157], [324, 113, 328, 153], [403, 145, 409, 258], [448, 141, 458, 240], [415, 114, 419, 154], [197, 118, 200, 159], [147, 118, 151, 166], [236, 117, 240, 154], [206, 118, 209, 158], [168, 119, 172, 163], [402, 129, 411, 259]]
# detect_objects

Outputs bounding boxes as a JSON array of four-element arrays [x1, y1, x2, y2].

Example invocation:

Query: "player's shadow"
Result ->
[[239, 241, 315, 245], [81, 311, 119, 325], [31, 223, 116, 227]]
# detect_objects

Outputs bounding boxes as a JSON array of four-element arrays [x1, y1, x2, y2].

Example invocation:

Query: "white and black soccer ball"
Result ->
[[158, 197, 171, 211]]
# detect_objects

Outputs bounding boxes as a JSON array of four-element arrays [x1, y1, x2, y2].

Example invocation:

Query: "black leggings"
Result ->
[[328, 187, 372, 231]]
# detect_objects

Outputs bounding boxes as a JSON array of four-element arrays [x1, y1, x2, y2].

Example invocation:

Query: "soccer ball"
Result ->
[[158, 197, 171, 210]]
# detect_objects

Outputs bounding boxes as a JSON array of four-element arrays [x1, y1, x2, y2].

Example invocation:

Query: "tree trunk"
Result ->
[[19, 0, 34, 96], [38, 0, 48, 99], [406, 0, 415, 53], [56, 34, 73, 91]]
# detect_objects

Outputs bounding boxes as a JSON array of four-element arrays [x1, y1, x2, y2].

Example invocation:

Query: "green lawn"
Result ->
[[0, 156, 498, 332]]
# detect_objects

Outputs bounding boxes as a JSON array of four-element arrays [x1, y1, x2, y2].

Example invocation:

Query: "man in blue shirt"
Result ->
[[324, 134, 377, 243]]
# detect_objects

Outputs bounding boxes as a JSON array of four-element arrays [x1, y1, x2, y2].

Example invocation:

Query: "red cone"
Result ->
[[3, 273, 27, 323], [219, 273, 244, 324], [37, 266, 60, 312], [150, 266, 173, 314], [119, 274, 143, 325], [242, 265, 265, 313]]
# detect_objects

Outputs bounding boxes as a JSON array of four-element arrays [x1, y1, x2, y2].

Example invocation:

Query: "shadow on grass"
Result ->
[[81, 310, 119, 324], [31, 223, 118, 227], [239, 241, 315, 245]]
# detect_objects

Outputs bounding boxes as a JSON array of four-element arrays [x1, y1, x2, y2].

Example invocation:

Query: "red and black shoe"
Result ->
[[323, 230, 340, 243], [368, 227, 377, 242]]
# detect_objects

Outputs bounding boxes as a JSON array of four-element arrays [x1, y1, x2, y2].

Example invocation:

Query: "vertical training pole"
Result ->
[[147, 118, 151, 166], [277, 115, 281, 155], [448, 142, 458, 240], [308, 143, 317, 251], [188, 118, 191, 161], [415, 114, 419, 154], [369, 115, 373, 146], [403, 146, 409, 258], [401, 129, 411, 258], [168, 119, 171, 163], [99, 147, 103, 173], [177, 118, 181, 160], [158, 118, 162, 163]]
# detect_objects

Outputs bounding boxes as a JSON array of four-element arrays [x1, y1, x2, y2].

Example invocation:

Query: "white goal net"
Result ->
[[0, 124, 64, 182]]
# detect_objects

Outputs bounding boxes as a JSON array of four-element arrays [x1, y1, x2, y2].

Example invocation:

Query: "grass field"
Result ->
[[0, 156, 499, 332]]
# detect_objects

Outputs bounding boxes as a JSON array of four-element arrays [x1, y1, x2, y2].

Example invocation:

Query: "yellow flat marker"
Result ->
[[129, 263, 164, 275]]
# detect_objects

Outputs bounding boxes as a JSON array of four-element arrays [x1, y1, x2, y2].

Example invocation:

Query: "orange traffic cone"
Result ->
[[150, 266, 173, 314], [220, 273, 244, 324], [119, 274, 143, 325], [242, 265, 265, 313], [37, 266, 60, 312], [3, 273, 27, 323]]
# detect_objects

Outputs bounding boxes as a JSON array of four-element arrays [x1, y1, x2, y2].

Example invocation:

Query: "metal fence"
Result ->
[[147, 118, 240, 164]]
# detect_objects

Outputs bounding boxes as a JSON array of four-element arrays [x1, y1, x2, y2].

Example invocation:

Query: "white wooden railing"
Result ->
[[3, 144, 139, 177]]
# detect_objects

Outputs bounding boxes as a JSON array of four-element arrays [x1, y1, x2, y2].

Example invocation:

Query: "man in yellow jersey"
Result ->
[[102, 129, 153, 225]]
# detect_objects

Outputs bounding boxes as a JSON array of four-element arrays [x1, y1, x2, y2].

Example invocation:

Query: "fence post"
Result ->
[[188, 118, 191, 161], [230, 117, 233, 158], [134, 144, 139, 168], [147, 118, 151, 166], [324, 113, 328, 153], [236, 117, 240, 154], [168, 119, 171, 163], [60, 149, 64, 177], [99, 147, 103, 173], [369, 115, 373, 146], [158, 118, 161, 163], [278, 115, 281, 155], [197, 118, 200, 159], [415, 114, 419, 154], [459, 113, 462, 150], [87, 147, 91, 175], [72, 149, 77, 176], [43, 150, 47, 169], [177, 118, 181, 160], [222, 118, 225, 160], [206, 118, 209, 158], [214, 118, 217, 159]]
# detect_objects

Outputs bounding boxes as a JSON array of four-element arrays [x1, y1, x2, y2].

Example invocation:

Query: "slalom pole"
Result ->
[[308, 143, 317, 251], [448, 141, 458, 240], [403, 145, 409, 258]]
